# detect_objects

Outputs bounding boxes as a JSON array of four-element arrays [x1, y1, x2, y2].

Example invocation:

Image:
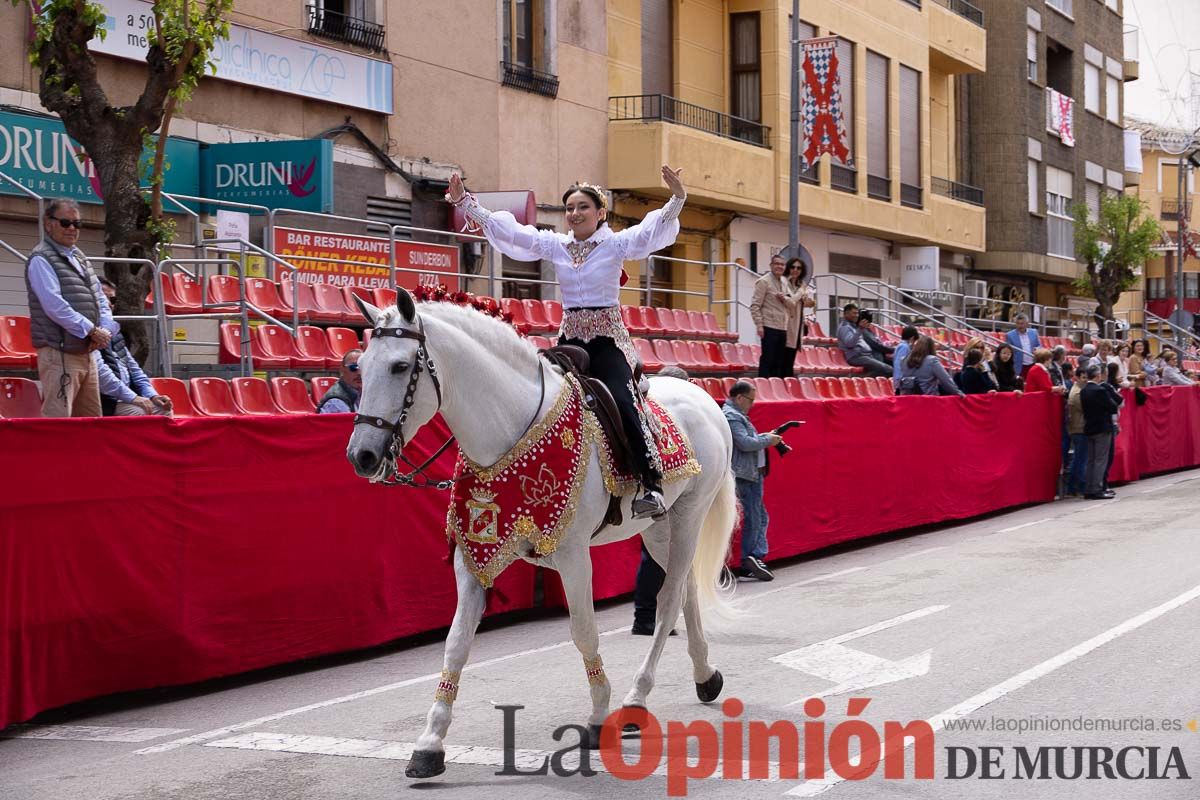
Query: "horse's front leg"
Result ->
[[552, 544, 611, 747], [407, 546, 486, 779]]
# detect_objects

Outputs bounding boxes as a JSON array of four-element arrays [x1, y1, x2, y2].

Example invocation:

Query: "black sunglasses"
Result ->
[[49, 216, 83, 229], [347, 363, 360, 372]]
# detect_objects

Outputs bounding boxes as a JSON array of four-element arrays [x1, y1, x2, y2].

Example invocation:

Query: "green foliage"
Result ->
[[1070, 193, 1162, 315]]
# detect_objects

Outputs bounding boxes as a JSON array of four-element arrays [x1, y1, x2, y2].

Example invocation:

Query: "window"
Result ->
[[1106, 0, 1119, 11], [1046, 166, 1075, 259], [1105, 58, 1121, 124], [641, 0, 672, 96], [831, 37, 856, 193], [502, 0, 557, 97], [866, 51, 890, 201], [730, 14, 762, 123], [900, 64, 921, 208], [1188, 273, 1199, 298], [795, 20, 818, 184], [1028, 28, 1039, 82], [1086, 180, 1101, 220], [1046, 39, 1073, 96], [307, 0, 385, 52], [1084, 46, 1102, 114]]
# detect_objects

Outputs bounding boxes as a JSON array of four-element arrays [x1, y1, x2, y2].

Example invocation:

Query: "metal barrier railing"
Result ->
[[0, 170, 45, 233], [1144, 309, 1200, 351]]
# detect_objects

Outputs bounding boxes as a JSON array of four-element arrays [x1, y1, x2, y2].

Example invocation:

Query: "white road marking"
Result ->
[[2, 725, 189, 743], [993, 517, 1053, 534], [204, 731, 788, 781], [783, 582, 1200, 796], [136, 626, 625, 755], [890, 546, 947, 560], [775, 606, 948, 702], [740, 567, 868, 604]]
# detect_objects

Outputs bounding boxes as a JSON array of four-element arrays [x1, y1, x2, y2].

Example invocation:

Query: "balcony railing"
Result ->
[[502, 62, 560, 99], [831, 165, 857, 193], [306, 5, 385, 52], [932, 0, 984, 26], [1046, 87, 1075, 146], [1161, 198, 1192, 221], [609, 95, 771, 148], [932, 176, 984, 206], [901, 183, 923, 209], [867, 175, 891, 201], [1124, 26, 1139, 60]]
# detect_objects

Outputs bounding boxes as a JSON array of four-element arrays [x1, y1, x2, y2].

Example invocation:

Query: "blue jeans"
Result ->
[[736, 477, 769, 561], [1067, 433, 1089, 494]]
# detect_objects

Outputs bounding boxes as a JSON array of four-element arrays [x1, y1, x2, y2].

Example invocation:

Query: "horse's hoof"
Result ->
[[405, 749, 446, 779], [585, 723, 604, 749], [621, 705, 648, 734], [696, 669, 724, 703]]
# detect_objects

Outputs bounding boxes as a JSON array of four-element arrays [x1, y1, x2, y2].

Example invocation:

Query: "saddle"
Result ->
[[539, 344, 635, 530]]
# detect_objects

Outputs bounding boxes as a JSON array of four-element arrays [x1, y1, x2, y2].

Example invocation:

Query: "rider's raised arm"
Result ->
[[459, 195, 555, 262], [614, 194, 685, 261]]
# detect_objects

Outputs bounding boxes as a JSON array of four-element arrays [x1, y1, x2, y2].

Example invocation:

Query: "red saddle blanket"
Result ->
[[446, 376, 699, 587]]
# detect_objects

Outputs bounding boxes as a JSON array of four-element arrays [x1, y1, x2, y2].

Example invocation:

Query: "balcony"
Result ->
[[1161, 198, 1192, 221], [901, 183, 923, 209], [1123, 26, 1139, 81], [1046, 88, 1075, 147], [502, 62, 559, 99], [831, 165, 857, 194], [609, 95, 770, 148], [608, 95, 774, 213], [306, 5, 385, 53], [928, 0, 986, 74], [867, 175, 891, 202], [932, 176, 984, 206]]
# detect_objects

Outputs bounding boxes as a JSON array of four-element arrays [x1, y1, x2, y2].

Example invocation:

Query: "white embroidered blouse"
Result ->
[[462, 193, 685, 308]]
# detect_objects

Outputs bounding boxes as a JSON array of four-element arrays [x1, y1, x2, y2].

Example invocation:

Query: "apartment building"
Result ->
[[607, 0, 987, 333], [967, 0, 1135, 319]]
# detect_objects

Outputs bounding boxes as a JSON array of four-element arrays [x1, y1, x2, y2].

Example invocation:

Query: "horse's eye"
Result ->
[[390, 361, 410, 376]]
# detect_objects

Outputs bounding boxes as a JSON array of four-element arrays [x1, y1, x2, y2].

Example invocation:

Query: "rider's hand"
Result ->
[[448, 173, 466, 203], [661, 165, 685, 198]]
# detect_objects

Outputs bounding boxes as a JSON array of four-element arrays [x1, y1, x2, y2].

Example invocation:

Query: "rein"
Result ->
[[353, 316, 548, 490]]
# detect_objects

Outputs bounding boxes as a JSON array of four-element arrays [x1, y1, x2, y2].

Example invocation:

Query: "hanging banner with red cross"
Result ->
[[800, 37, 853, 171]]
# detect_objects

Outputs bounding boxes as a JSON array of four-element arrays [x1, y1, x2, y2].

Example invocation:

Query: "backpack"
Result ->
[[896, 375, 920, 395]]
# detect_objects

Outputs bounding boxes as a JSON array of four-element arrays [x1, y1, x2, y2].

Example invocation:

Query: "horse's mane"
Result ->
[[390, 301, 542, 367]]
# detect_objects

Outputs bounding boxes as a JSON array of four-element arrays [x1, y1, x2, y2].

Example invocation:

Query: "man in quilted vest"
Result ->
[[24, 198, 118, 417]]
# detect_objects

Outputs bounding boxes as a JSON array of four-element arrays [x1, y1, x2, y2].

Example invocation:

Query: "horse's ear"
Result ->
[[397, 288, 416, 323], [353, 294, 382, 327]]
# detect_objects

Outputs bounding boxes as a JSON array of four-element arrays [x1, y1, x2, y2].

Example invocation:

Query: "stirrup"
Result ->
[[631, 490, 666, 520]]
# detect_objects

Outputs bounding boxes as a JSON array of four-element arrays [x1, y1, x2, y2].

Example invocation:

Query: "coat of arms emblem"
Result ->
[[466, 488, 501, 543]]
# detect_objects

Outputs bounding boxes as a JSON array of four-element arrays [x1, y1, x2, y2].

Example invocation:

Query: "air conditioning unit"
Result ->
[[964, 279, 987, 305]]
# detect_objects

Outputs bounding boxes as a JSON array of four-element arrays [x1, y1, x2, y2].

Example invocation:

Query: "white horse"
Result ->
[[346, 290, 738, 779]]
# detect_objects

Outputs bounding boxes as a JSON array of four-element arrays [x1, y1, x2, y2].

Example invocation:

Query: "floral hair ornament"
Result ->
[[564, 181, 609, 210]]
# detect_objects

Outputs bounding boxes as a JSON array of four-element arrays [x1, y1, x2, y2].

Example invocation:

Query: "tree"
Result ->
[[1072, 193, 1162, 334], [19, 0, 233, 359]]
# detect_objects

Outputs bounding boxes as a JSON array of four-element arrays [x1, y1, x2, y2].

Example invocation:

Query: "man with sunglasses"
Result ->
[[25, 198, 118, 417], [317, 349, 363, 413]]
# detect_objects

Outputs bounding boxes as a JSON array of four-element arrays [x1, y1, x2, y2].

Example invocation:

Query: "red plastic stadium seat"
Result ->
[[639, 307, 669, 336], [245, 278, 285, 317], [652, 339, 680, 369], [326, 327, 362, 360], [672, 340, 705, 372], [270, 377, 317, 415], [500, 298, 528, 326], [746, 344, 763, 365], [768, 377, 789, 399], [805, 320, 837, 346], [702, 377, 726, 402], [258, 324, 323, 369], [814, 377, 841, 399], [278, 276, 325, 323], [342, 286, 374, 321], [311, 376, 338, 404], [373, 287, 398, 310], [218, 323, 289, 369], [828, 348, 864, 375], [190, 377, 240, 416], [296, 325, 340, 369], [153, 273, 199, 315], [148, 377, 198, 417], [622, 305, 650, 335], [0, 316, 35, 368], [702, 341, 733, 372], [635, 338, 663, 372], [522, 300, 555, 333], [674, 309, 700, 336], [655, 308, 684, 335], [207, 274, 244, 309], [720, 342, 747, 371], [876, 376, 895, 396], [313, 283, 354, 323], [752, 377, 781, 401], [702, 311, 735, 341], [689, 340, 721, 372], [841, 378, 864, 398], [861, 377, 884, 398], [797, 377, 822, 401], [231, 376, 283, 415], [722, 377, 736, 396], [688, 310, 713, 340], [172, 273, 206, 313], [544, 300, 563, 327], [782, 377, 805, 400], [0, 377, 41, 417], [793, 348, 819, 373]]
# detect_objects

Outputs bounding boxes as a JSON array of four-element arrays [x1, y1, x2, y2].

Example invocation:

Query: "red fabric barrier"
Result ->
[[3, 387, 1199, 728], [0, 414, 532, 729]]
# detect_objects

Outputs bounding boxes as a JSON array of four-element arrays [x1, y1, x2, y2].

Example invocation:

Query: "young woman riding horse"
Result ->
[[447, 166, 687, 520]]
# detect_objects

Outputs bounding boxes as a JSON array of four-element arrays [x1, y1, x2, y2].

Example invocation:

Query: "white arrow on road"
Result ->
[[772, 605, 949, 702]]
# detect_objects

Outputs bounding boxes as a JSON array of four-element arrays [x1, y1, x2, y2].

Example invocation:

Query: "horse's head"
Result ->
[[346, 288, 443, 480]]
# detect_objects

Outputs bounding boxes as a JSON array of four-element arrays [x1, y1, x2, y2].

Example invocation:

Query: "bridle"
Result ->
[[352, 317, 456, 489], [352, 314, 548, 490]]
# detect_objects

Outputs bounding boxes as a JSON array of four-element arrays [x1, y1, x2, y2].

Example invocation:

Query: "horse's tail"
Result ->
[[692, 467, 742, 625]]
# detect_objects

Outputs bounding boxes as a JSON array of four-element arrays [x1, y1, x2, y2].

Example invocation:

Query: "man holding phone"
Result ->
[[723, 379, 787, 581]]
